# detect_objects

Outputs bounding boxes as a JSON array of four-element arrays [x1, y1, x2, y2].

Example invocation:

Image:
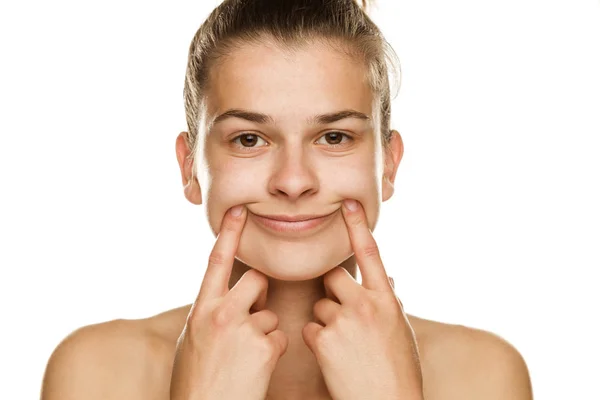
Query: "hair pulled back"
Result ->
[[183, 0, 401, 172]]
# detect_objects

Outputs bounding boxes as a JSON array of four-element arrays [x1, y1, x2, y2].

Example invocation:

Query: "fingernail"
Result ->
[[389, 277, 395, 288], [343, 199, 358, 211], [230, 205, 243, 217]]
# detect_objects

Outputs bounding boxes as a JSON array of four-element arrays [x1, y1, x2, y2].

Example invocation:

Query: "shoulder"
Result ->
[[408, 315, 533, 400], [41, 316, 175, 400]]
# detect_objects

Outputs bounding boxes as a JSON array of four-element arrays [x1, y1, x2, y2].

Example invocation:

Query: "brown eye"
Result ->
[[325, 132, 343, 144], [316, 131, 353, 148], [231, 133, 267, 148]]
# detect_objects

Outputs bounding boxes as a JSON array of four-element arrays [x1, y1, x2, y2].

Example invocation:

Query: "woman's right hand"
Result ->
[[170, 205, 289, 400]]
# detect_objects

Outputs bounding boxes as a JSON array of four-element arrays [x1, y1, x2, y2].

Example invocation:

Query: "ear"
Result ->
[[175, 132, 202, 205], [381, 130, 403, 202]]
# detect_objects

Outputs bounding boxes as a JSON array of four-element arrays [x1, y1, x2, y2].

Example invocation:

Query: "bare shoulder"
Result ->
[[407, 315, 533, 400], [41, 309, 186, 400]]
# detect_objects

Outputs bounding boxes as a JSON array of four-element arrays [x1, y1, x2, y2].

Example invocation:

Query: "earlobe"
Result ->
[[381, 130, 403, 202], [176, 131, 203, 205], [184, 176, 203, 205]]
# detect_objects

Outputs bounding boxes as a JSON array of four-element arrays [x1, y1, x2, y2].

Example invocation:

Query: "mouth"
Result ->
[[249, 209, 338, 234]]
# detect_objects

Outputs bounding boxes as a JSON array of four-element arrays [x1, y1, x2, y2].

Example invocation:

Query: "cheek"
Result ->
[[318, 161, 381, 230], [204, 161, 269, 236]]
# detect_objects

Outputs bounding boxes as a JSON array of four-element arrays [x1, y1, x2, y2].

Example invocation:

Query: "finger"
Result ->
[[198, 205, 247, 302], [323, 266, 361, 305], [250, 286, 268, 313], [249, 309, 279, 334], [341, 199, 391, 291], [225, 269, 269, 321], [324, 282, 337, 303], [301, 321, 324, 355], [266, 329, 289, 359], [322, 270, 339, 303], [313, 297, 341, 326]]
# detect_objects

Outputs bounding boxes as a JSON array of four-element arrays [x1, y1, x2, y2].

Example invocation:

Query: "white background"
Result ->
[[1, 0, 599, 398]]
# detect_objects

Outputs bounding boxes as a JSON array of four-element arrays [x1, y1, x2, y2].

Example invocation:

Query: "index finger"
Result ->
[[341, 199, 391, 291], [197, 205, 247, 302]]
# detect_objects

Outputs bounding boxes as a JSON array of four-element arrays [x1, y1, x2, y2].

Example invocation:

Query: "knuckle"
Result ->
[[263, 309, 279, 325], [220, 216, 239, 233], [350, 214, 364, 228], [265, 336, 279, 355], [361, 243, 380, 259], [210, 304, 233, 329], [312, 297, 326, 312], [207, 250, 227, 266], [347, 212, 360, 225], [312, 301, 323, 320], [312, 298, 321, 313], [314, 328, 332, 351], [250, 309, 273, 328], [257, 336, 278, 363]]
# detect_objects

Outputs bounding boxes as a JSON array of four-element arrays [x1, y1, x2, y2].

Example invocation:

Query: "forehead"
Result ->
[[204, 40, 374, 124]]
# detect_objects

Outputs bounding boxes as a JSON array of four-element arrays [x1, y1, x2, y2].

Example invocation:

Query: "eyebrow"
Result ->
[[209, 108, 371, 128]]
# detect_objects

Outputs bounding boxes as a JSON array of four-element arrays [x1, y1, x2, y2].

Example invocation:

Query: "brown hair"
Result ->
[[183, 0, 401, 175]]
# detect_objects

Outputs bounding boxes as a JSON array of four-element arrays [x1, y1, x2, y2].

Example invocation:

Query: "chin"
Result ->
[[235, 214, 353, 281], [235, 249, 352, 281]]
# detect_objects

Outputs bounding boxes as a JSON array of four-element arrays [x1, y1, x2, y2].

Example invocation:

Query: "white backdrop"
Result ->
[[1, 0, 599, 398]]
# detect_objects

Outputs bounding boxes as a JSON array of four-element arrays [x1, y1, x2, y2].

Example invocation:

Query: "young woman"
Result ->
[[41, 0, 533, 399]]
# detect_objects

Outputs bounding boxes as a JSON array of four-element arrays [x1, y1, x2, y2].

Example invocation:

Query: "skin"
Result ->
[[40, 39, 534, 400]]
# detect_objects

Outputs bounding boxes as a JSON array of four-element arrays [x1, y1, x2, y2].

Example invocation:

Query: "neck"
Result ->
[[228, 256, 357, 400]]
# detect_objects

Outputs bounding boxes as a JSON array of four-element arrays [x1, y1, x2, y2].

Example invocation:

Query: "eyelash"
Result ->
[[230, 132, 354, 151]]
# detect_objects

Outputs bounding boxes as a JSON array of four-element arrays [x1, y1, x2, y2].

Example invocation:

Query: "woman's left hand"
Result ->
[[302, 199, 424, 400]]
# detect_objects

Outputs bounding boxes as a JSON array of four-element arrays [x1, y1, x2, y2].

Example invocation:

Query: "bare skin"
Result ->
[[40, 298, 533, 399], [41, 205, 532, 399], [41, 39, 533, 399], [40, 202, 533, 399]]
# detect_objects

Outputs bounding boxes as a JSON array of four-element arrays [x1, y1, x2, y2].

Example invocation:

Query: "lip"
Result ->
[[258, 214, 330, 222], [250, 210, 337, 234]]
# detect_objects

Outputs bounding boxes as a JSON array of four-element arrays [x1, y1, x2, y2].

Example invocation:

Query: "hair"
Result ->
[[183, 0, 401, 176]]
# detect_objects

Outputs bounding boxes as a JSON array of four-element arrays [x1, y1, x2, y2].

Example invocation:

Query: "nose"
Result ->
[[268, 148, 319, 200]]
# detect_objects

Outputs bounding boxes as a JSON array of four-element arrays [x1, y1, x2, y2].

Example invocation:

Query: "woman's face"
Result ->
[[195, 40, 397, 281]]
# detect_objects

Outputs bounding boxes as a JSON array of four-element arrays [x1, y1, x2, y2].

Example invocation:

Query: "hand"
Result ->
[[302, 199, 424, 400], [170, 205, 288, 400]]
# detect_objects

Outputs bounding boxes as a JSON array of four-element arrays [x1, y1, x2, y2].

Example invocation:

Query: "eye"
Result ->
[[230, 131, 354, 150], [230, 133, 268, 149], [315, 131, 354, 148]]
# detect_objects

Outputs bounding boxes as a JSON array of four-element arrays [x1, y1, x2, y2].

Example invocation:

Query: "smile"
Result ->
[[250, 209, 338, 234]]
